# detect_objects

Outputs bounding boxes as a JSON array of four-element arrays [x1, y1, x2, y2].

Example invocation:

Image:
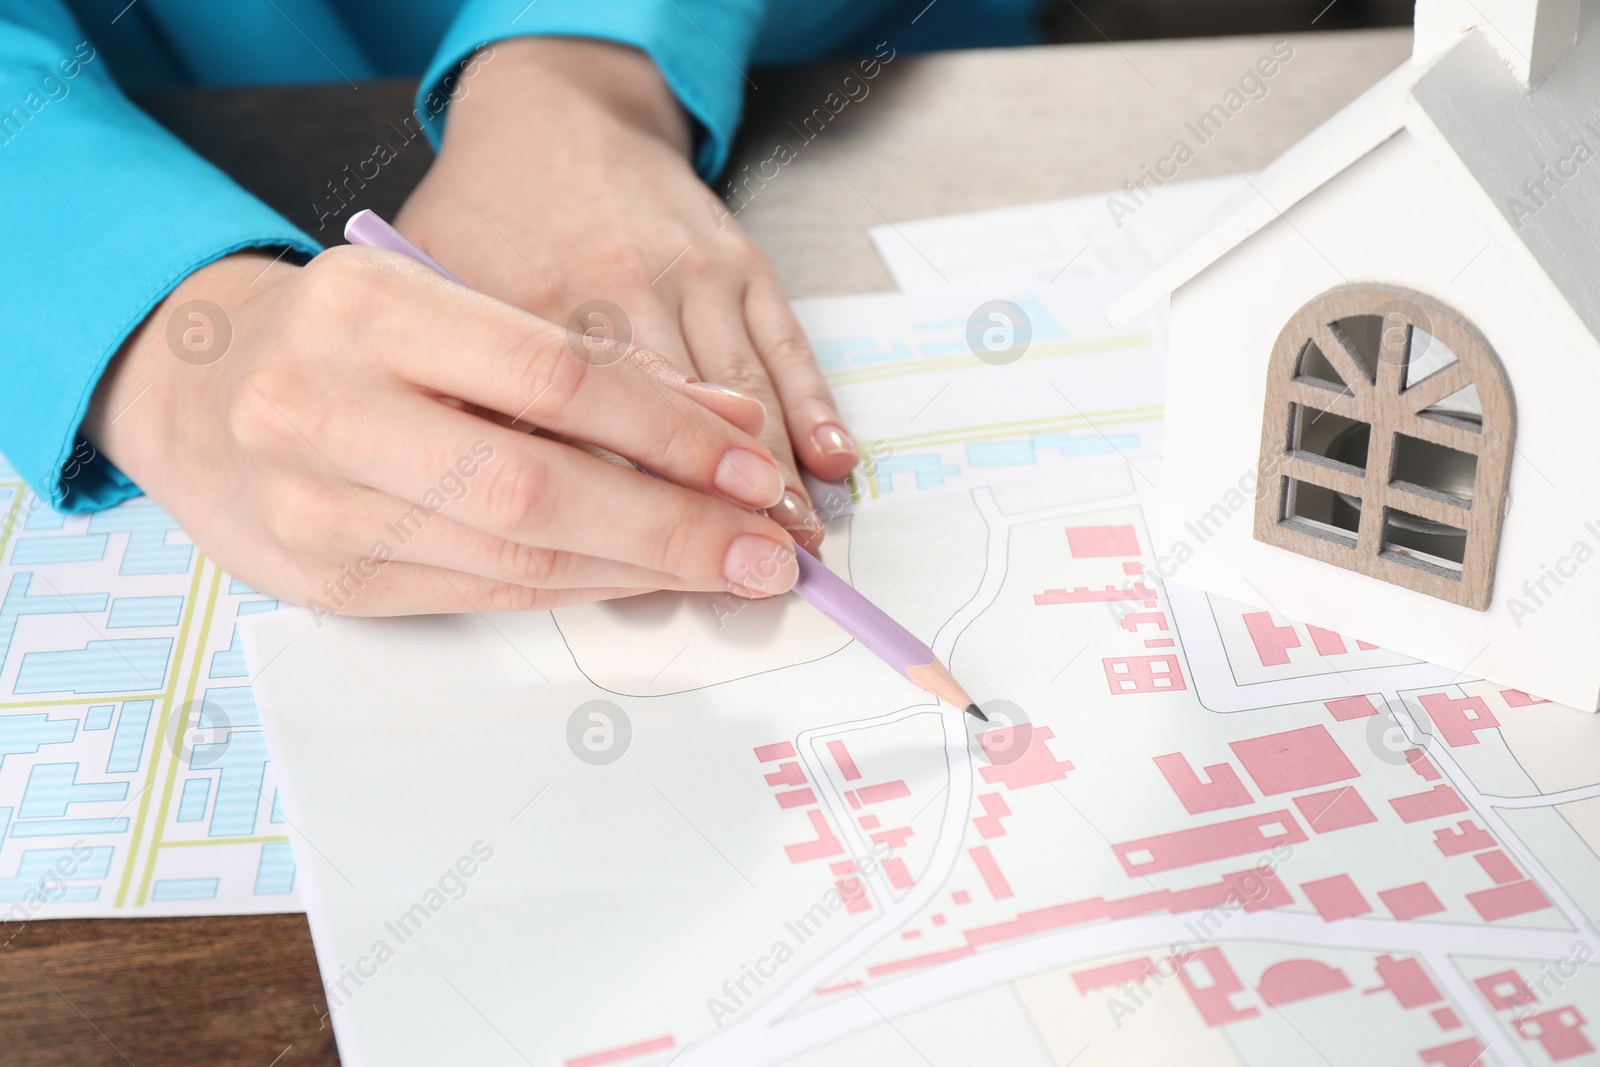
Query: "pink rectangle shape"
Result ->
[[968, 845, 1014, 899], [1145, 638, 1176, 647], [1307, 624, 1347, 655], [857, 814, 881, 830], [1435, 820, 1495, 855], [764, 762, 806, 787], [1154, 752, 1252, 814], [1500, 688, 1549, 707], [1325, 695, 1378, 721], [882, 857, 913, 890], [1242, 610, 1300, 666], [566, 1035, 675, 1067], [826, 739, 862, 781], [1390, 784, 1468, 824], [979, 725, 1075, 788], [776, 788, 816, 809], [1418, 692, 1500, 747], [1294, 786, 1378, 833], [1066, 524, 1140, 558], [837, 877, 871, 912], [784, 809, 844, 863], [866, 945, 975, 978], [1123, 561, 1144, 575], [1103, 654, 1188, 695], [1113, 810, 1308, 876], [1405, 749, 1443, 781], [1468, 880, 1553, 922], [1230, 725, 1358, 796], [754, 742, 796, 762], [1073, 958, 1159, 995], [973, 792, 1012, 838], [1368, 954, 1441, 1008], [1475, 850, 1521, 885], [858, 780, 911, 804], [1379, 881, 1445, 920], [1035, 583, 1158, 605], [872, 827, 914, 849], [1301, 874, 1371, 921]]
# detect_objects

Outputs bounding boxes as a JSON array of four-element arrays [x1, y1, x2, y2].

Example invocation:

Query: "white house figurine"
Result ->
[[1108, 0, 1600, 710]]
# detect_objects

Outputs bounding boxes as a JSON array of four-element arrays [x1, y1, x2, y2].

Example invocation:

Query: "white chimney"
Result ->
[[1413, 0, 1581, 85]]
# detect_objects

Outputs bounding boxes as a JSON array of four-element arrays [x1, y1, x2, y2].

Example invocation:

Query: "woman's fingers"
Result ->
[[744, 271, 860, 483], [360, 502, 697, 591], [331, 396, 800, 596], [680, 289, 826, 552], [675, 379, 768, 437], [597, 318, 769, 436], [321, 559, 651, 617], [348, 250, 784, 512]]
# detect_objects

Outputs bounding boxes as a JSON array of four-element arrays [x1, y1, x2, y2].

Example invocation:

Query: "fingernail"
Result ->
[[688, 381, 761, 406], [715, 448, 785, 508], [768, 489, 823, 536], [723, 534, 798, 595], [813, 422, 857, 459]]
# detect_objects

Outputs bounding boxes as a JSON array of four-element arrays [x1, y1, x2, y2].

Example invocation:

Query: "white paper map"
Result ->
[[0, 459, 298, 918], [791, 276, 1163, 514], [0, 272, 1158, 923], [3, 172, 1596, 1067], [868, 173, 1250, 295], [244, 313, 1600, 1064], [0, 174, 1253, 924]]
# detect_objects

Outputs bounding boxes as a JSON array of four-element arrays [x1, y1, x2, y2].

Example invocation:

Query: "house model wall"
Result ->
[[1109, 0, 1600, 710]]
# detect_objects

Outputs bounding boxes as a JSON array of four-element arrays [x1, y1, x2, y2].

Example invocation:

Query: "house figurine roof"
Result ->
[[1106, 0, 1598, 335]]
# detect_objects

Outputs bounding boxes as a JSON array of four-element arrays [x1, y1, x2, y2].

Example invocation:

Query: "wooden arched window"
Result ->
[[1254, 284, 1514, 609]]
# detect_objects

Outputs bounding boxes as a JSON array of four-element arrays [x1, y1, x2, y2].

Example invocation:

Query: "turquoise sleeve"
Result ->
[[417, 0, 770, 179], [0, 2, 321, 512]]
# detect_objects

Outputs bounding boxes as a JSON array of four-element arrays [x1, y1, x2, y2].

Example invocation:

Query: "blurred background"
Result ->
[[1039, 0, 1412, 40]]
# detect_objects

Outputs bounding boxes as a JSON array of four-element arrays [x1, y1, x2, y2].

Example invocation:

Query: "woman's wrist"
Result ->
[[85, 253, 290, 468], [447, 37, 691, 159]]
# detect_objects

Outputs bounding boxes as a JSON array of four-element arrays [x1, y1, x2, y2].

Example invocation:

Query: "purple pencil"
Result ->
[[344, 209, 986, 721]]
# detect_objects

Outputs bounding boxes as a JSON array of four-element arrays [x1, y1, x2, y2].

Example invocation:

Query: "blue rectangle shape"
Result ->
[[254, 841, 296, 895], [83, 705, 113, 731], [0, 847, 112, 901], [106, 699, 155, 774], [22, 501, 65, 531], [200, 686, 260, 729], [10, 817, 128, 836], [966, 440, 1038, 467], [19, 762, 126, 817], [107, 596, 184, 629], [176, 778, 211, 823], [10, 535, 107, 564], [16, 639, 172, 695], [151, 878, 219, 902]]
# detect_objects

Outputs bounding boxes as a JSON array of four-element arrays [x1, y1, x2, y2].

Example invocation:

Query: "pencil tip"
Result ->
[[965, 703, 988, 722]]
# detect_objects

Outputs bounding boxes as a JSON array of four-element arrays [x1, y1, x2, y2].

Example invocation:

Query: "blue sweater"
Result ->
[[0, 0, 1038, 512]]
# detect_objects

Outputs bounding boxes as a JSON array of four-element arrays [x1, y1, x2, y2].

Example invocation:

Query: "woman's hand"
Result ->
[[395, 37, 858, 551], [84, 247, 801, 614]]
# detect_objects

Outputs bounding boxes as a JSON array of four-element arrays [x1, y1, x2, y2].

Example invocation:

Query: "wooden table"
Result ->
[[3, 28, 1410, 1066]]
